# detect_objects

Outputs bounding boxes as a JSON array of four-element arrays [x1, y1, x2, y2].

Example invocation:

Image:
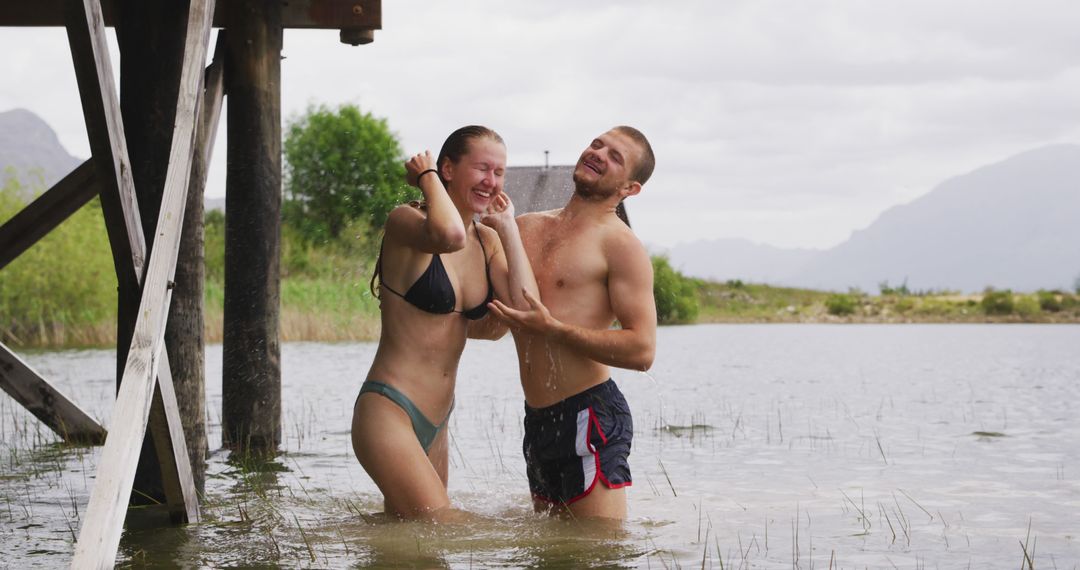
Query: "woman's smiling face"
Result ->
[[443, 136, 507, 214]]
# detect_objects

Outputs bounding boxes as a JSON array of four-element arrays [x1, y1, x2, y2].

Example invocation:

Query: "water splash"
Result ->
[[638, 369, 670, 431]]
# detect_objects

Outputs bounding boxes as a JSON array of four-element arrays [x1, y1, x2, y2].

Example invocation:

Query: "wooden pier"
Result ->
[[0, 1, 380, 566]]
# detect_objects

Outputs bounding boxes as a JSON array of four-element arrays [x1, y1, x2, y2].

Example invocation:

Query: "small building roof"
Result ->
[[503, 165, 575, 214], [503, 165, 631, 225]]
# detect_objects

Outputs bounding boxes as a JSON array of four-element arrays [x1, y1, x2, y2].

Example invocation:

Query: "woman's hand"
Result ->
[[480, 191, 515, 232], [488, 288, 558, 336], [405, 151, 438, 187]]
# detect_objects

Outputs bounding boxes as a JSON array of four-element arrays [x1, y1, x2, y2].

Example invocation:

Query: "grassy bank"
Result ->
[[694, 280, 1080, 324]]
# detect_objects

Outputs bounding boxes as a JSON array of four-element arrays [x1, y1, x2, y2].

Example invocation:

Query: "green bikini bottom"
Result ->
[[359, 381, 453, 453]]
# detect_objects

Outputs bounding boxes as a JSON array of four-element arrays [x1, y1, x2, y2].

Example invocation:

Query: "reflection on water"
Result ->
[[2, 325, 1079, 568]]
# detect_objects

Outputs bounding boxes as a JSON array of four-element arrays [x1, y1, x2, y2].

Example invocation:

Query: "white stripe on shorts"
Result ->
[[576, 408, 595, 494]]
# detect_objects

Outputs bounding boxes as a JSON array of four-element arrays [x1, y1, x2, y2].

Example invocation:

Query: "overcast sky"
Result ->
[[2, 0, 1078, 249]]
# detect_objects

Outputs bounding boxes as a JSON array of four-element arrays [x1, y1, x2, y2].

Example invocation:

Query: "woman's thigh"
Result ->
[[352, 393, 450, 517], [426, 426, 450, 488]]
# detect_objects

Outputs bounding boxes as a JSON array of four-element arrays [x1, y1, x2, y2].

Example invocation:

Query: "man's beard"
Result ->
[[572, 172, 619, 202]]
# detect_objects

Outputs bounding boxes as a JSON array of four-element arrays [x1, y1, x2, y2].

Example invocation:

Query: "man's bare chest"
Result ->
[[525, 231, 606, 296]]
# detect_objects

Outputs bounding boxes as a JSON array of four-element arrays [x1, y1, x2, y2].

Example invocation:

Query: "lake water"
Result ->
[[2, 324, 1078, 568]]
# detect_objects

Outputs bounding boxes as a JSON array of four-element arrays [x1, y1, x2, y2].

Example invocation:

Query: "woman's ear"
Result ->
[[439, 157, 453, 184]]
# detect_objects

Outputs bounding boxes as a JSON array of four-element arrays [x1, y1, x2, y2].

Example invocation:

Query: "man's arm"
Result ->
[[488, 234, 657, 371]]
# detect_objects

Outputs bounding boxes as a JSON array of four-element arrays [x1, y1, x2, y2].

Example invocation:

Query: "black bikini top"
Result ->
[[378, 223, 494, 320]]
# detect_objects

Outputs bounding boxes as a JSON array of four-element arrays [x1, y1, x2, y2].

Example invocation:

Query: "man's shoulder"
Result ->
[[602, 220, 649, 261], [516, 209, 562, 232], [517, 209, 562, 222]]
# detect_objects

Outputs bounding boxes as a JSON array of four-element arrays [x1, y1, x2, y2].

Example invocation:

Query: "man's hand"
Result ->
[[488, 288, 559, 336]]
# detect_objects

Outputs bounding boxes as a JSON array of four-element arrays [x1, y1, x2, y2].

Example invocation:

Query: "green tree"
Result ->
[[0, 178, 116, 345], [652, 255, 699, 324], [283, 103, 415, 243]]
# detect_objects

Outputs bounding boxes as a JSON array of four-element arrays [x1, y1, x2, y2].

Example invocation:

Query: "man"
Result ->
[[488, 126, 657, 520]]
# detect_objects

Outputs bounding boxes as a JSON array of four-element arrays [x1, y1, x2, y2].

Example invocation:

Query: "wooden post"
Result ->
[[222, 0, 282, 451], [0, 340, 107, 444], [162, 32, 226, 492], [0, 159, 97, 271], [117, 0, 189, 504], [71, 0, 214, 565]]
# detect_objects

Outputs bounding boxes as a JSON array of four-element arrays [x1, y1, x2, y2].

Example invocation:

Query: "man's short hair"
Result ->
[[613, 125, 655, 186]]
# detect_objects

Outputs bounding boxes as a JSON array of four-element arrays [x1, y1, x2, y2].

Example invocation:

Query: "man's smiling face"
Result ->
[[572, 129, 642, 200]]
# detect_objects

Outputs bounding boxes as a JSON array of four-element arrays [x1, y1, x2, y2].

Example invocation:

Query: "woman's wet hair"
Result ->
[[435, 125, 505, 184], [371, 126, 504, 298]]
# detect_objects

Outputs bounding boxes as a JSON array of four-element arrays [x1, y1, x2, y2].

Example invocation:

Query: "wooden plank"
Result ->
[[117, 0, 192, 506], [147, 358, 198, 522], [199, 50, 225, 167], [71, 0, 215, 565], [1, 0, 381, 29], [65, 0, 146, 291], [0, 340, 106, 445], [0, 159, 97, 271]]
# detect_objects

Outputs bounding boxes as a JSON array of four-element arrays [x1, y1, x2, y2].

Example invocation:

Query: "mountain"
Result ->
[[670, 144, 1080, 293], [0, 108, 82, 194], [0, 109, 226, 212], [661, 238, 819, 284]]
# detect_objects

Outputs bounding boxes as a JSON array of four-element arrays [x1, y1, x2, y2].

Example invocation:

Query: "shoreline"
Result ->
[[6, 310, 1079, 351]]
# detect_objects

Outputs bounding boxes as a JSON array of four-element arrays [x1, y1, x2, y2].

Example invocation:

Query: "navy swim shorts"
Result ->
[[522, 379, 633, 505]]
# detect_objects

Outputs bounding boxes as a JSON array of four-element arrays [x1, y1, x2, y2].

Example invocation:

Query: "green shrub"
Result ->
[[980, 288, 1014, 315], [1037, 290, 1063, 312], [1014, 295, 1040, 318], [893, 297, 915, 313], [879, 280, 911, 296], [652, 255, 699, 324], [204, 209, 225, 282], [825, 293, 857, 316]]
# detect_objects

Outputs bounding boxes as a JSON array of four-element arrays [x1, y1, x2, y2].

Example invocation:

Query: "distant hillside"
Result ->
[[662, 238, 818, 284], [670, 144, 1080, 293], [0, 108, 81, 193]]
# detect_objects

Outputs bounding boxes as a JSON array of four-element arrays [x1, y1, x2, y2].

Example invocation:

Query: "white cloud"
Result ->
[[1, 0, 1077, 249]]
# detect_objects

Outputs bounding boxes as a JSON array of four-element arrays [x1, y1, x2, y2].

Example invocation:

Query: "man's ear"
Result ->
[[621, 181, 642, 199]]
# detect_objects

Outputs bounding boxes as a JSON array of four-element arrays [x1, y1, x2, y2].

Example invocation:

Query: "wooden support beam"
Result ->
[[162, 33, 227, 493], [0, 340, 107, 445], [222, 0, 283, 451], [67, 0, 160, 506], [65, 0, 146, 292], [1, 0, 382, 30], [71, 0, 215, 566], [198, 47, 226, 166], [147, 357, 199, 523], [0, 160, 97, 271]]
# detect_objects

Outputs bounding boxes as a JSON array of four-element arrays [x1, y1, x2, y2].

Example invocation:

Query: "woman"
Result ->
[[351, 126, 534, 519]]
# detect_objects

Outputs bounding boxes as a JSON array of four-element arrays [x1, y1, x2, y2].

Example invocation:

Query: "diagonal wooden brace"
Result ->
[[0, 340, 107, 445], [67, 0, 216, 566], [0, 159, 98, 271], [64, 0, 199, 522]]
